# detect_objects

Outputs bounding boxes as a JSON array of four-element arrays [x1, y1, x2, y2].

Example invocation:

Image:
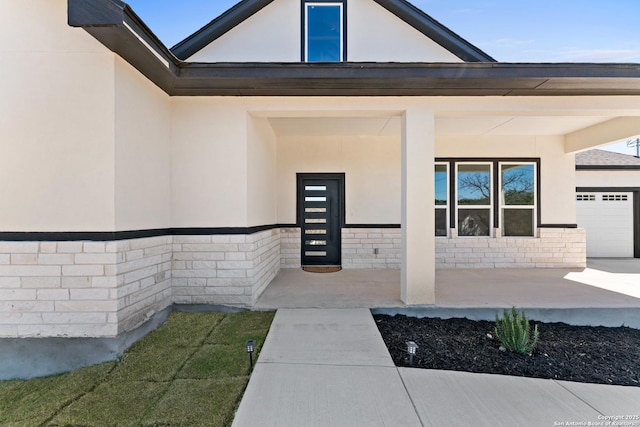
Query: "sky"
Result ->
[[125, 0, 640, 155]]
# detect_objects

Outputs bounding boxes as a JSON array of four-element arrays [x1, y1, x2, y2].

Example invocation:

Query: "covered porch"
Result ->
[[254, 259, 640, 326], [248, 95, 640, 308]]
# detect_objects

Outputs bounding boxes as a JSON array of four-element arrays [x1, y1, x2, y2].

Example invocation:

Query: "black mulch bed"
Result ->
[[374, 314, 640, 387]]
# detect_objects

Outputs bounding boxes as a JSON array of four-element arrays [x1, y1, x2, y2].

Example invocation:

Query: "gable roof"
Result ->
[[576, 149, 640, 170], [68, 0, 640, 97], [170, 0, 496, 62]]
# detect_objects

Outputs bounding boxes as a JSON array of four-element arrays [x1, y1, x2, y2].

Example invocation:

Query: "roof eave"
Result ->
[[172, 62, 640, 96], [68, 0, 180, 92], [68, 0, 640, 97], [576, 165, 640, 170], [171, 0, 276, 60]]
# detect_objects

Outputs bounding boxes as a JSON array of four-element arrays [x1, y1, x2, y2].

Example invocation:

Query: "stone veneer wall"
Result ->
[[0, 237, 174, 338], [0, 226, 585, 338], [282, 227, 585, 269], [436, 228, 587, 268], [342, 228, 401, 269], [0, 241, 120, 338], [280, 227, 401, 269], [280, 228, 301, 268], [172, 229, 280, 306], [280, 227, 585, 269], [0, 230, 279, 339], [115, 236, 173, 335]]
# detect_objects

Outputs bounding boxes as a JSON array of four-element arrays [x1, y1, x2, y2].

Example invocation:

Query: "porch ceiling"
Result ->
[[268, 117, 400, 137], [267, 115, 613, 137], [435, 115, 613, 136]]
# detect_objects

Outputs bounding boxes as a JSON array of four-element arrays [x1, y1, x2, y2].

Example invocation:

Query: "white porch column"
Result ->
[[401, 107, 435, 304]]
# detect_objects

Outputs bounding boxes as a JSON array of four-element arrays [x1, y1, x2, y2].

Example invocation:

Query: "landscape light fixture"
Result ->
[[406, 341, 418, 366], [245, 339, 256, 368]]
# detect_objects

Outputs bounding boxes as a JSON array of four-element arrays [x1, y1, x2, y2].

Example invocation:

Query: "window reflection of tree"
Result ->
[[458, 172, 490, 205], [502, 168, 534, 205], [457, 169, 491, 236]]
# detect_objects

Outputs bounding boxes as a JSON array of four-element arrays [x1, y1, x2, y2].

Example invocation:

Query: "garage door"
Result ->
[[576, 192, 634, 257]]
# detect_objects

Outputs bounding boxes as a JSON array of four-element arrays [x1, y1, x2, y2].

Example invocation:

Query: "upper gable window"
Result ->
[[303, 1, 346, 62]]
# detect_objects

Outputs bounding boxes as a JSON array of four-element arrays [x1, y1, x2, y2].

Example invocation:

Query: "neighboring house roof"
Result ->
[[170, 0, 496, 62], [576, 149, 640, 170], [68, 0, 640, 97]]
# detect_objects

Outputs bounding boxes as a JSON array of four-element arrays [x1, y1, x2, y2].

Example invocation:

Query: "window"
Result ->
[[456, 163, 492, 236], [435, 163, 448, 237], [602, 194, 628, 201], [303, 2, 345, 62], [500, 163, 536, 237], [436, 159, 538, 238]]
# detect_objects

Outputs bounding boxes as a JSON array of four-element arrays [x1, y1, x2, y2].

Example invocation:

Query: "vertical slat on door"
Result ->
[[304, 184, 328, 259]]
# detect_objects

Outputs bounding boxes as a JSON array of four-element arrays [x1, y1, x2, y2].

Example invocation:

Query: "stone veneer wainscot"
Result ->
[[0, 229, 279, 339], [0, 227, 584, 339], [435, 228, 586, 268]]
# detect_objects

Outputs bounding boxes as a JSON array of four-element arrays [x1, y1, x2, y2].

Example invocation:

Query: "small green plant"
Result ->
[[494, 307, 539, 355]]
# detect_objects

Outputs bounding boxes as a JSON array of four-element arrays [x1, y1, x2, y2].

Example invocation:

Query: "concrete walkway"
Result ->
[[233, 309, 640, 427]]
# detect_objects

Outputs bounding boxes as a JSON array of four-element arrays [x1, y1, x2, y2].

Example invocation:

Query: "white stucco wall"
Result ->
[[248, 116, 278, 227], [114, 57, 172, 231], [187, 0, 461, 62], [576, 169, 640, 188], [188, 0, 298, 62], [347, 0, 461, 62], [541, 140, 578, 224], [170, 98, 249, 227], [436, 135, 577, 225], [0, 0, 116, 231], [276, 135, 401, 224]]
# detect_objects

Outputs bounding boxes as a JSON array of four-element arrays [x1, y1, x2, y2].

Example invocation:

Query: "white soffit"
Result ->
[[268, 117, 398, 136], [435, 116, 512, 136], [435, 116, 613, 136], [268, 116, 612, 137]]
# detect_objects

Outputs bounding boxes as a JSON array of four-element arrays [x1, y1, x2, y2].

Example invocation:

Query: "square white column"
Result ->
[[401, 107, 435, 304]]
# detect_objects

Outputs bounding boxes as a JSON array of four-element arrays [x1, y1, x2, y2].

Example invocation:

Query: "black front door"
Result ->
[[297, 174, 344, 267]]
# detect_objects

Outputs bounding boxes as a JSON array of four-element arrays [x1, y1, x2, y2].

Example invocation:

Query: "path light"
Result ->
[[406, 341, 418, 366], [245, 339, 256, 368]]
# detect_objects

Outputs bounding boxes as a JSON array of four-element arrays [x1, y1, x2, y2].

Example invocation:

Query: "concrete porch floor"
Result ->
[[254, 259, 640, 313]]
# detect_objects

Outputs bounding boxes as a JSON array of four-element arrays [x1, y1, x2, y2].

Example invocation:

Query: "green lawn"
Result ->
[[0, 310, 275, 427]]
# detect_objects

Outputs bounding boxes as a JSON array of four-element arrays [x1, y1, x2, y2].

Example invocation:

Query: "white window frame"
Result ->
[[435, 162, 449, 237], [455, 162, 493, 237], [499, 162, 537, 237], [304, 2, 345, 62]]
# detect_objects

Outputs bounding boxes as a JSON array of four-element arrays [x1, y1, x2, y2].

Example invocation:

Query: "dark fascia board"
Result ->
[[372, 0, 494, 62], [576, 187, 640, 192], [68, 0, 127, 26], [171, 62, 640, 96], [171, 0, 276, 60], [169, 0, 494, 62], [576, 165, 640, 170], [69, 0, 640, 97], [68, 0, 180, 93]]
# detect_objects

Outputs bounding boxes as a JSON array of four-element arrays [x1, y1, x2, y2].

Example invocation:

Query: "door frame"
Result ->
[[297, 173, 346, 265]]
